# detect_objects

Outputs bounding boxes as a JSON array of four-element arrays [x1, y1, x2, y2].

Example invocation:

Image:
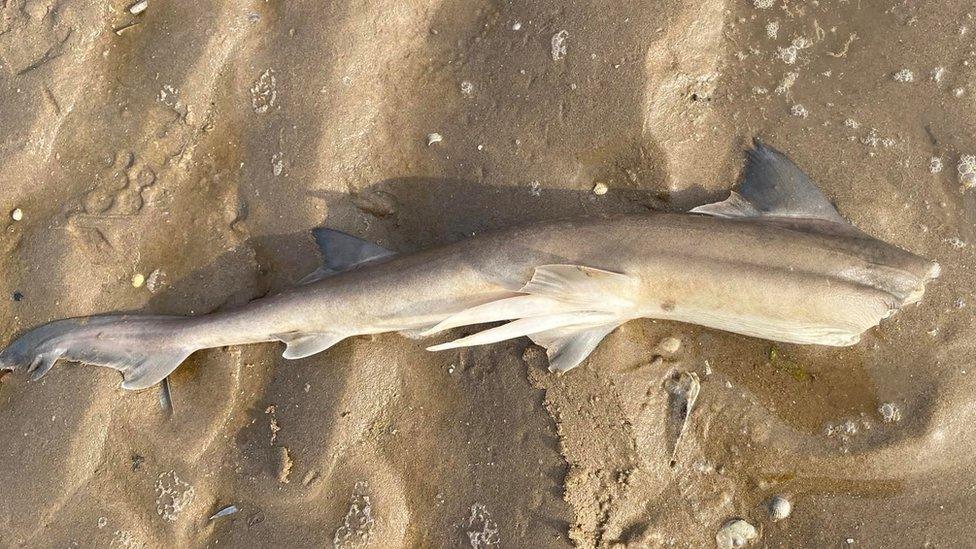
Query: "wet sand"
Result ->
[[1, 0, 974, 547]]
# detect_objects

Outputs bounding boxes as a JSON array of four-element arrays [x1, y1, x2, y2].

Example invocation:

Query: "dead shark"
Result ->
[[0, 142, 939, 390]]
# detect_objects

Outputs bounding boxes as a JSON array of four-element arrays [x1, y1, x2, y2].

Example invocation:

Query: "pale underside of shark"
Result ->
[[0, 142, 940, 390]]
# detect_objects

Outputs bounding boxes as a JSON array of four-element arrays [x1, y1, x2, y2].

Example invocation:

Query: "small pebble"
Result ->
[[767, 495, 792, 521], [12, 291, 23, 302], [11, 208, 22, 221], [592, 182, 608, 195], [131, 273, 145, 288], [129, 0, 148, 14], [426, 133, 443, 146], [302, 470, 320, 486], [275, 446, 293, 483], [657, 336, 682, 356]]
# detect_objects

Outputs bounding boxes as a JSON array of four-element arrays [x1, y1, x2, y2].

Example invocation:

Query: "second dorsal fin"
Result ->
[[691, 140, 848, 224]]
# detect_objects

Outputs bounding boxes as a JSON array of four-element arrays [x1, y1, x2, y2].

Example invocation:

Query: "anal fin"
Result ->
[[276, 332, 346, 359]]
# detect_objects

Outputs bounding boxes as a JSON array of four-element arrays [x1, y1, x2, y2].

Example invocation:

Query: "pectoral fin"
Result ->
[[425, 264, 637, 372], [426, 312, 617, 351], [423, 295, 575, 335], [520, 264, 639, 309]]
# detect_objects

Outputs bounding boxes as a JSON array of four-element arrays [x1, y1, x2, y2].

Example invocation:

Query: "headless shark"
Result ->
[[0, 142, 939, 390]]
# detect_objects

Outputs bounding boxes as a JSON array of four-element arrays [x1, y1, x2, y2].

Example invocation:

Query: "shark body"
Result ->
[[0, 142, 939, 390]]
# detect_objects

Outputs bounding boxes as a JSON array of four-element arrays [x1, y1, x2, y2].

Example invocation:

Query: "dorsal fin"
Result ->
[[690, 140, 848, 224], [301, 229, 396, 284]]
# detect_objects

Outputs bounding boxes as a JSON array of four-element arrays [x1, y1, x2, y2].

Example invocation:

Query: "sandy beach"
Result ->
[[1, 0, 974, 547]]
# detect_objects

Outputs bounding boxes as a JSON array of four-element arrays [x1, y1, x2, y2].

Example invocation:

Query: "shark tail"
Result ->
[[0, 315, 199, 390]]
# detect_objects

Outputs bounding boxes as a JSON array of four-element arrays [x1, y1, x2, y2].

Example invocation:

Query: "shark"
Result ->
[[0, 142, 940, 390]]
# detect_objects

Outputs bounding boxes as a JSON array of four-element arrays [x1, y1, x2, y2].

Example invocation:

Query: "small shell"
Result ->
[[11, 208, 23, 221], [767, 495, 792, 521], [129, 0, 148, 14], [131, 273, 145, 288], [426, 133, 443, 146], [592, 182, 608, 195], [716, 519, 758, 549]]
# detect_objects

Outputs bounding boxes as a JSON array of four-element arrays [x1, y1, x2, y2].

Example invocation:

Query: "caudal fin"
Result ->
[[0, 315, 198, 390]]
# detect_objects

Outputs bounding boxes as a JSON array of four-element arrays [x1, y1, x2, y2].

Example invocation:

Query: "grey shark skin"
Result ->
[[0, 142, 940, 390]]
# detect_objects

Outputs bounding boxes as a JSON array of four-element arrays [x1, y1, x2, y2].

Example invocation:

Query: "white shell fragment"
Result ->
[[131, 273, 145, 288], [664, 370, 700, 466], [767, 495, 792, 521], [129, 0, 148, 15], [716, 518, 758, 549], [892, 69, 914, 82], [426, 133, 443, 146], [11, 208, 23, 221], [592, 182, 608, 195], [146, 269, 166, 293], [958, 155, 976, 189], [551, 30, 569, 61], [878, 402, 902, 423], [208, 505, 239, 521]]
